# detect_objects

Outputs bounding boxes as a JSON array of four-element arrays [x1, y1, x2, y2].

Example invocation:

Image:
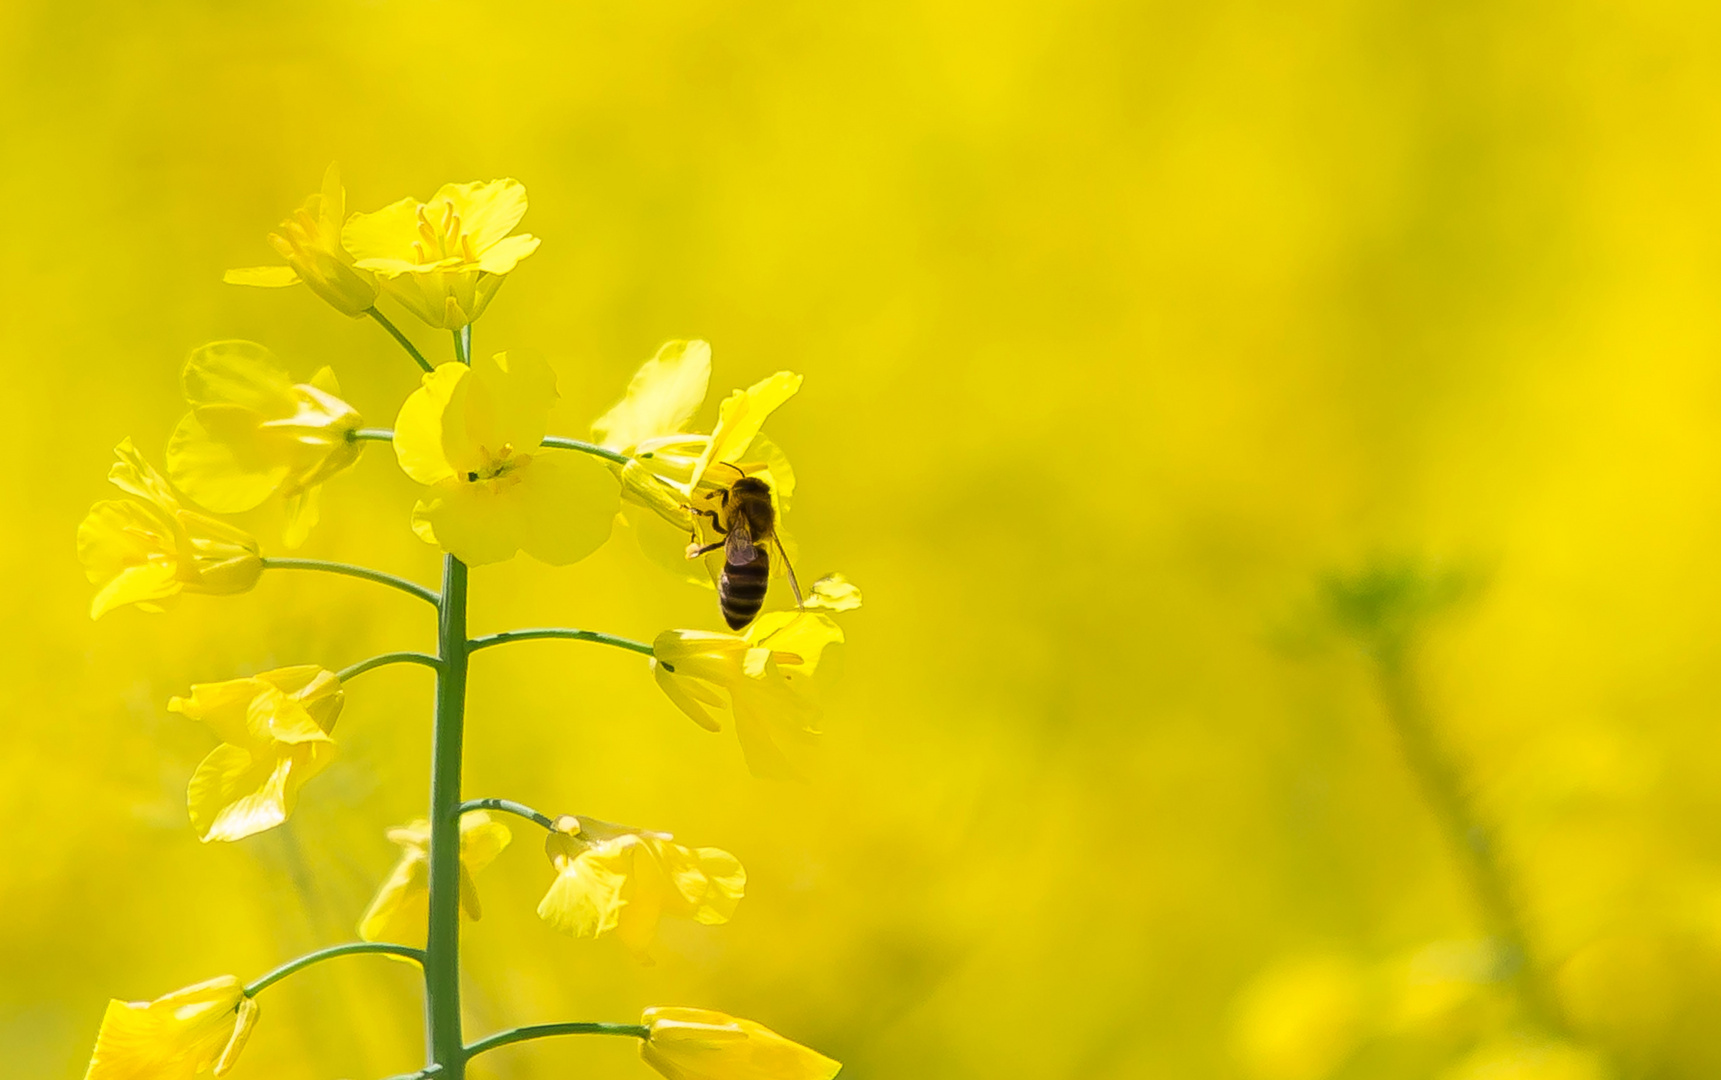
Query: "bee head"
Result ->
[[730, 475, 772, 498]]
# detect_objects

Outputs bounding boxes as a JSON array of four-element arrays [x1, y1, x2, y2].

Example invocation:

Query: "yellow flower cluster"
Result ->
[[170, 666, 345, 843], [227, 165, 539, 329], [79, 169, 855, 1080]]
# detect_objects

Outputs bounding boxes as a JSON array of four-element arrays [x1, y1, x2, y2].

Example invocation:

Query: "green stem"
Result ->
[[425, 555, 470, 1077], [351, 428, 395, 443], [467, 627, 656, 660], [243, 942, 424, 997], [464, 1022, 650, 1061], [456, 798, 555, 830], [337, 652, 441, 683], [259, 558, 440, 608], [539, 435, 631, 466], [367, 308, 435, 374], [454, 325, 472, 366], [1371, 647, 1568, 1035]]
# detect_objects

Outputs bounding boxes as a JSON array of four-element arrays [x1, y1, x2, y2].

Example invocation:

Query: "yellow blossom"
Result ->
[[83, 975, 258, 1080], [224, 163, 378, 317], [165, 340, 364, 547], [168, 666, 343, 842], [394, 350, 616, 566], [652, 613, 845, 779], [538, 815, 744, 957], [342, 178, 540, 328], [639, 1006, 841, 1080], [77, 440, 262, 619], [359, 812, 512, 945]]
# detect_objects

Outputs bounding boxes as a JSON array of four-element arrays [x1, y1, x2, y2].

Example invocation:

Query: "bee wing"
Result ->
[[772, 533, 804, 609], [725, 515, 758, 565]]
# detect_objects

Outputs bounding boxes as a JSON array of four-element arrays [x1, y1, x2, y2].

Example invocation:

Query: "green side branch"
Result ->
[[260, 557, 440, 608], [338, 652, 442, 682], [367, 308, 435, 374], [243, 942, 425, 997], [464, 1022, 650, 1060], [456, 798, 555, 830], [467, 626, 656, 659], [346, 427, 633, 468]]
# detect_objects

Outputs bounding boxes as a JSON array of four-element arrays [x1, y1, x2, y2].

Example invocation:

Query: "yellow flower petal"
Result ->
[[171, 667, 343, 842], [398, 352, 616, 566], [639, 1006, 840, 1080], [746, 613, 845, 675], [84, 976, 250, 1080], [690, 372, 803, 495], [228, 164, 377, 316], [394, 364, 468, 485], [538, 823, 745, 956], [343, 179, 537, 328], [591, 340, 713, 452], [476, 231, 541, 274], [341, 196, 423, 266], [359, 814, 511, 945], [512, 454, 618, 566], [434, 179, 529, 254], [803, 573, 863, 613], [78, 442, 263, 619], [456, 350, 559, 467], [167, 341, 363, 545]]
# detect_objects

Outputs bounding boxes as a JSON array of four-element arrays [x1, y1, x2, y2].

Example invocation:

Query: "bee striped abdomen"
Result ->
[[720, 550, 770, 629]]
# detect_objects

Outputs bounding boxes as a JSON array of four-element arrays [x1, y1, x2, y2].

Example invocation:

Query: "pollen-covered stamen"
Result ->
[[462, 443, 532, 490], [410, 198, 480, 265]]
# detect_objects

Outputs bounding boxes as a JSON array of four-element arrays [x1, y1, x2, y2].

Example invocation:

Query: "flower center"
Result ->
[[463, 444, 531, 491], [411, 199, 481, 265]]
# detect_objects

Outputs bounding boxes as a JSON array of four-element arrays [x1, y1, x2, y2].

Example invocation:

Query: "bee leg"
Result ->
[[692, 507, 728, 535], [686, 540, 725, 559]]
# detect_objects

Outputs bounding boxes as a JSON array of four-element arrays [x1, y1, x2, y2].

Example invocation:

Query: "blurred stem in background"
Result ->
[[1324, 560, 1568, 1038]]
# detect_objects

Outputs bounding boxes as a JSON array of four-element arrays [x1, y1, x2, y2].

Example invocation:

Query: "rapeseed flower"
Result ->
[[639, 1006, 841, 1080], [359, 812, 512, 945], [538, 815, 744, 957], [168, 666, 344, 842], [652, 612, 845, 779], [83, 976, 258, 1080], [166, 340, 364, 547], [77, 440, 262, 619], [592, 341, 803, 583], [342, 178, 540, 328], [225, 163, 378, 317], [394, 350, 615, 566]]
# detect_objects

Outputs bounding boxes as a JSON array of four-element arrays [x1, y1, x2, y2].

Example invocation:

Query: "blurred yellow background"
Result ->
[[6, 1, 1721, 1077]]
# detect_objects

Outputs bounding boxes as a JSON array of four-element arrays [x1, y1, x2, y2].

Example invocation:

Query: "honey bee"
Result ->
[[687, 464, 802, 629]]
